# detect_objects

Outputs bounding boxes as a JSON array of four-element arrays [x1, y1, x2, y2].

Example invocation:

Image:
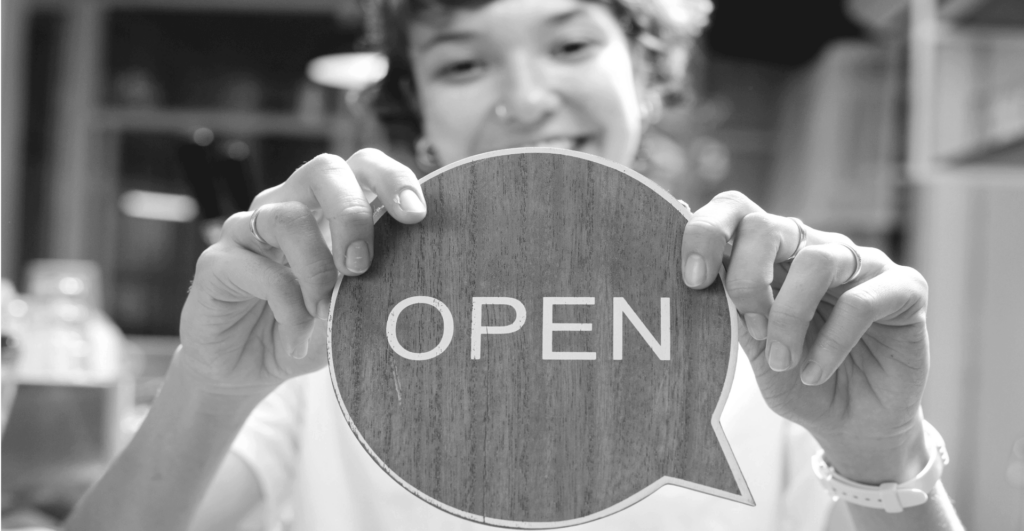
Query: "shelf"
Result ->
[[98, 107, 337, 138], [921, 28, 1024, 170], [947, 81, 1024, 165], [941, 0, 1024, 26], [99, 0, 343, 12], [952, 136, 1024, 165]]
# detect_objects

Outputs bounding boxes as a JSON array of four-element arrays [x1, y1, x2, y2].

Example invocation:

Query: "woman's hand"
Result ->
[[67, 150, 426, 531], [178, 150, 427, 397], [682, 191, 931, 485]]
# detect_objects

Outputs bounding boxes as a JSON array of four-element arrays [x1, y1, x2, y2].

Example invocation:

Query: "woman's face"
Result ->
[[408, 0, 645, 167]]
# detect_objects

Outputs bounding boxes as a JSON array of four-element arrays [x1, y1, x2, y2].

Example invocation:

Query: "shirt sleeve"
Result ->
[[230, 374, 309, 530], [778, 420, 835, 531]]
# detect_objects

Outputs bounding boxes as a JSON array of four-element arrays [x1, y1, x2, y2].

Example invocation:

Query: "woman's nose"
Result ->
[[497, 55, 559, 126]]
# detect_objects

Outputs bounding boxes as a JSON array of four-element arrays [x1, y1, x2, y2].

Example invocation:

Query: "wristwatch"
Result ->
[[811, 420, 949, 513]]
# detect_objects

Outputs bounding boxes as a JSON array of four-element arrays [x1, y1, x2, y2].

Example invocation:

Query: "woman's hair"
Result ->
[[361, 0, 712, 151]]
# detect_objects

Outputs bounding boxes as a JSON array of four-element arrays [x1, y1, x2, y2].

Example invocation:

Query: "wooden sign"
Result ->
[[329, 149, 750, 528]]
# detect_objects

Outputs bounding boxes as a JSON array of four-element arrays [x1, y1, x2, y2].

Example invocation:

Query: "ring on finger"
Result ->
[[837, 242, 863, 285], [250, 206, 271, 247], [784, 217, 808, 262]]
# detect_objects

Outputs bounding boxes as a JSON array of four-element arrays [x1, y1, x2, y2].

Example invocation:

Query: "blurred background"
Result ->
[[1, 0, 1022, 529]]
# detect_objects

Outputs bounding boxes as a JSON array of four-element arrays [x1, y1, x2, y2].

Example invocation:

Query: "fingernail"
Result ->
[[767, 341, 790, 371], [745, 314, 768, 341], [317, 299, 330, 321], [346, 241, 369, 274], [801, 361, 823, 385], [684, 254, 706, 287], [291, 340, 309, 360], [396, 189, 425, 214]]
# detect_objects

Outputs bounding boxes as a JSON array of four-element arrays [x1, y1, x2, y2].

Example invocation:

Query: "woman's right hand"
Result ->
[[178, 149, 427, 397]]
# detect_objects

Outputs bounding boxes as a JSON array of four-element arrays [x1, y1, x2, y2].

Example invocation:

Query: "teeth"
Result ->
[[533, 137, 576, 149], [511, 137, 581, 150]]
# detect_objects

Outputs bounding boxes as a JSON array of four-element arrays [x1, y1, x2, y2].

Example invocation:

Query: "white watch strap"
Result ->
[[811, 420, 949, 513]]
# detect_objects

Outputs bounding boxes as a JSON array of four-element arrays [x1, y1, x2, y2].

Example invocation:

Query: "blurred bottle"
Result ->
[[2, 265, 132, 516], [16, 260, 123, 385], [1, 334, 19, 434], [2, 278, 25, 434]]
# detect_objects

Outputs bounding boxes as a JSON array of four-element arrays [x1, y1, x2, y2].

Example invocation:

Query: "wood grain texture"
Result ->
[[331, 150, 745, 527]]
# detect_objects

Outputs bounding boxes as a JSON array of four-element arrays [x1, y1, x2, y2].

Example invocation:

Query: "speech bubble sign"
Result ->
[[329, 149, 751, 528]]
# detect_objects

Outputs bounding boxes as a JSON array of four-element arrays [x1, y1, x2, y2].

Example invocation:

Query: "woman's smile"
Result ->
[[497, 134, 596, 151]]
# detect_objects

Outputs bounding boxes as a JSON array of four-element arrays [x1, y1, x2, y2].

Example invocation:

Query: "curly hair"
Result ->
[[362, 0, 712, 151]]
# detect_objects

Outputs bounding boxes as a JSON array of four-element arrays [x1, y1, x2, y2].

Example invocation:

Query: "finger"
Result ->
[[196, 244, 316, 359], [725, 212, 797, 341], [252, 152, 425, 276], [764, 246, 835, 373], [254, 153, 375, 276], [765, 243, 873, 374], [346, 148, 426, 224], [302, 316, 331, 368], [801, 262, 923, 386], [226, 205, 337, 321], [682, 191, 764, 289]]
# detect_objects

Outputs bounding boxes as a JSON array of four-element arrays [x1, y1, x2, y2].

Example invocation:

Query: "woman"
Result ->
[[66, 0, 962, 529]]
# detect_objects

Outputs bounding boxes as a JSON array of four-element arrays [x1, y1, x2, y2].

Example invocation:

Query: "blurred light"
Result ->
[[193, 127, 214, 146], [691, 136, 731, 184], [58, 277, 85, 296], [227, 140, 250, 161], [7, 299, 28, 318], [119, 190, 199, 223], [56, 300, 87, 322], [200, 218, 225, 246], [306, 52, 388, 92]]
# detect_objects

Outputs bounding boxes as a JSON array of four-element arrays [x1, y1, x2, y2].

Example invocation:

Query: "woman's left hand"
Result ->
[[682, 191, 931, 484]]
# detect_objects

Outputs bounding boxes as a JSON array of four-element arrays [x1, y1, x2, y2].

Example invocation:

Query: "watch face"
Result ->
[[329, 148, 749, 527]]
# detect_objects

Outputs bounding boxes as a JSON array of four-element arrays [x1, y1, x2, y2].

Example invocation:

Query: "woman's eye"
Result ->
[[553, 40, 596, 60], [436, 60, 485, 81]]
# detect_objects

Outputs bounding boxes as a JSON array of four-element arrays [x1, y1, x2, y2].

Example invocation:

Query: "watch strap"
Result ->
[[811, 420, 949, 513]]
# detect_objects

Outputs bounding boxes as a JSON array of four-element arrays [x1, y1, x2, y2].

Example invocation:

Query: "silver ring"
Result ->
[[495, 103, 511, 121], [250, 206, 270, 247], [838, 242, 863, 286], [784, 217, 807, 262]]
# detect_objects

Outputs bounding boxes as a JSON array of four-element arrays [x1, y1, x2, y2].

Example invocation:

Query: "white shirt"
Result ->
[[231, 353, 834, 530]]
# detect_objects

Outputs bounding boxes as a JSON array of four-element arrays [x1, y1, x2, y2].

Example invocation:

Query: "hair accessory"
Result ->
[[250, 206, 270, 247], [812, 420, 949, 513], [784, 217, 807, 262]]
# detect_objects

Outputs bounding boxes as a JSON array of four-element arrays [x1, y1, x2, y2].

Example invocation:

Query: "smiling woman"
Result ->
[[63, 1, 965, 530], [370, 0, 709, 169], [410, 0, 644, 164]]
